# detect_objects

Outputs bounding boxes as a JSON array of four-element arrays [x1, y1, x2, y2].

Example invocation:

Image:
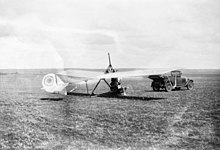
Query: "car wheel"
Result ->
[[187, 80, 194, 90], [165, 82, 172, 92], [152, 86, 160, 91], [151, 82, 159, 91]]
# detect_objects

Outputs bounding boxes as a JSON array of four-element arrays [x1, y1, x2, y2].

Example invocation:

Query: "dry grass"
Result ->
[[0, 69, 219, 149]]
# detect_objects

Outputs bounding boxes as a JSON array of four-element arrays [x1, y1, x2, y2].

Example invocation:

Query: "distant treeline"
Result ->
[[0, 68, 220, 75], [0, 72, 18, 75]]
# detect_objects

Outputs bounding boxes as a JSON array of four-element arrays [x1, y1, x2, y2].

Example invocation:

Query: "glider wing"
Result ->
[[98, 68, 176, 79], [56, 69, 103, 84]]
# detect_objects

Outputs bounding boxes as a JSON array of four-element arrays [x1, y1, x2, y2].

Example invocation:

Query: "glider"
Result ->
[[41, 53, 176, 96]]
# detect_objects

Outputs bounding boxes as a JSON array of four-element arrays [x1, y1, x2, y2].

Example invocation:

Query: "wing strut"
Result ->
[[90, 78, 111, 96], [85, 81, 89, 94]]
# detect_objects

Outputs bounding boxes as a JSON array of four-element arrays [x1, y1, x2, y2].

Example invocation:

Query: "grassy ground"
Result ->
[[0, 69, 219, 149]]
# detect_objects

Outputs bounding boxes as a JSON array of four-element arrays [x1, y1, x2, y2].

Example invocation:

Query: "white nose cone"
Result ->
[[42, 73, 56, 92], [42, 73, 68, 94]]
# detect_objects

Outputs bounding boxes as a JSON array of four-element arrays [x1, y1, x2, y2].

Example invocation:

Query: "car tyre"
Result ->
[[152, 86, 160, 91], [187, 80, 194, 90], [152, 82, 160, 91], [165, 82, 172, 92]]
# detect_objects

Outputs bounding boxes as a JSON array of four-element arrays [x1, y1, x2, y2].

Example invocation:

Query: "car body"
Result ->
[[148, 70, 194, 92]]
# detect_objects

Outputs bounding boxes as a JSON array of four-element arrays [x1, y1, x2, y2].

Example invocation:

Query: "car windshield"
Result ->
[[171, 71, 181, 77]]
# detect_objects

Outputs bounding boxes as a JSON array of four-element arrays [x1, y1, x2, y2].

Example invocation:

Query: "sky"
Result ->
[[0, 0, 220, 69]]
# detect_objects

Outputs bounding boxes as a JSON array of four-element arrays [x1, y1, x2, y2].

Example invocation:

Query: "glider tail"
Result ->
[[105, 52, 116, 74], [108, 52, 112, 66]]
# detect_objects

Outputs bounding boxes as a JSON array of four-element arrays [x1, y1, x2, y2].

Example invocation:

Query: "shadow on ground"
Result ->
[[67, 92, 90, 96], [144, 89, 188, 92], [67, 92, 165, 101], [40, 98, 64, 101]]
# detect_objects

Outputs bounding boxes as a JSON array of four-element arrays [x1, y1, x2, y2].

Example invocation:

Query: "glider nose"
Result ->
[[41, 73, 69, 95]]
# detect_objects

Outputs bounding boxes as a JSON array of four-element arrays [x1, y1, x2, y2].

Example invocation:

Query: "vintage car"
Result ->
[[148, 70, 194, 92]]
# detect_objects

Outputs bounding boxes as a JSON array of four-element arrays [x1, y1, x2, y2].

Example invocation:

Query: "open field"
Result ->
[[0, 69, 219, 149]]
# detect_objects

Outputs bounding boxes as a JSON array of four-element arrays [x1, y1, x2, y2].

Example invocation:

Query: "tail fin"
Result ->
[[108, 52, 112, 67], [105, 52, 116, 74]]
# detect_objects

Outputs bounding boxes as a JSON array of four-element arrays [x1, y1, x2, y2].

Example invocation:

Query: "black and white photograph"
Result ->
[[0, 0, 219, 149]]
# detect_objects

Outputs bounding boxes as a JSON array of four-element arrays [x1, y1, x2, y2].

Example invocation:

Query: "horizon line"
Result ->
[[0, 67, 220, 70]]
